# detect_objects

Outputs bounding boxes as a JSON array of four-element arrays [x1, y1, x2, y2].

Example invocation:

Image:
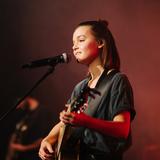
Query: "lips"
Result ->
[[74, 52, 81, 56]]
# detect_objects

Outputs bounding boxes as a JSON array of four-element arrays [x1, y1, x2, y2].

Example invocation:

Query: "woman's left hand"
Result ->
[[59, 110, 75, 125]]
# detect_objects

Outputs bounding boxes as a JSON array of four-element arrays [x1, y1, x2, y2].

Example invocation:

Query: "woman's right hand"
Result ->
[[38, 139, 54, 160]]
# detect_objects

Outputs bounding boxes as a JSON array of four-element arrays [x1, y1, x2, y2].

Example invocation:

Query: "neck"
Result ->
[[88, 57, 104, 80]]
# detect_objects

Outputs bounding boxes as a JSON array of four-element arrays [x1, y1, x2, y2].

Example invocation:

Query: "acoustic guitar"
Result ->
[[55, 86, 99, 160]]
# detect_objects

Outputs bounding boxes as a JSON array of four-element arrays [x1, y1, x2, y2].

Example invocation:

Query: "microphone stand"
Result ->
[[0, 66, 55, 122]]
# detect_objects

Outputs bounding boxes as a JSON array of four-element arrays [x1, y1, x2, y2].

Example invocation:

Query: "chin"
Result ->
[[76, 59, 90, 66]]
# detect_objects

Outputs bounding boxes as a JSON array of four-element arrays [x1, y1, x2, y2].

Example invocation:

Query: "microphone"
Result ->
[[22, 53, 70, 69]]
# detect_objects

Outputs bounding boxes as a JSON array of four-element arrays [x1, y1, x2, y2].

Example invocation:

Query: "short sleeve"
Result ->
[[110, 73, 136, 121]]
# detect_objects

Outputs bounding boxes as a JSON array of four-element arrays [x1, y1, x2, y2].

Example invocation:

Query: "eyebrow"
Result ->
[[76, 35, 86, 39]]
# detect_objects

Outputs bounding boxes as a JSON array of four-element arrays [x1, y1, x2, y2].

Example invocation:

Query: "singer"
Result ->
[[38, 20, 136, 160]]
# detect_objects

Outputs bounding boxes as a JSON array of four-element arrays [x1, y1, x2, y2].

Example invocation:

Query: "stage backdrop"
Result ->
[[0, 0, 160, 159]]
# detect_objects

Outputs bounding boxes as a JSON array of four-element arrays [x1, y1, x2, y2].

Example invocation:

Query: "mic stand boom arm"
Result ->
[[0, 66, 55, 122]]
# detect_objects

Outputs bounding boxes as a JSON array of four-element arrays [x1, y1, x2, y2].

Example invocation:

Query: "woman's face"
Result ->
[[72, 25, 101, 65]]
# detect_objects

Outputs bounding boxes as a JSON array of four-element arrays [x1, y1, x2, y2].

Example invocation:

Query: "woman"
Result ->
[[38, 20, 136, 160]]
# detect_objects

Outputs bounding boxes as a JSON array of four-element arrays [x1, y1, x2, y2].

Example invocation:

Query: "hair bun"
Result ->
[[98, 19, 109, 27]]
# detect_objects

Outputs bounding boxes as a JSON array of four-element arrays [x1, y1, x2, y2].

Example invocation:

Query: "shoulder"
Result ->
[[110, 72, 133, 93], [112, 72, 131, 85], [113, 72, 129, 81]]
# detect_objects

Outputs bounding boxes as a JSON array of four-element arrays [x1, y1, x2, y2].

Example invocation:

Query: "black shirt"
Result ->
[[68, 70, 136, 160]]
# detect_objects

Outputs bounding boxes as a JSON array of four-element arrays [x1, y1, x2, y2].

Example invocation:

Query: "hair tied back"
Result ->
[[98, 19, 109, 27]]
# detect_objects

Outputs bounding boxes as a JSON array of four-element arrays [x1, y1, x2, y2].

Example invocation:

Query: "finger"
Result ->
[[65, 104, 70, 108], [41, 146, 54, 156], [60, 111, 75, 125], [59, 111, 66, 119], [39, 151, 53, 160], [46, 143, 54, 154], [59, 112, 65, 122], [60, 111, 69, 120], [39, 145, 53, 157], [38, 152, 46, 160]]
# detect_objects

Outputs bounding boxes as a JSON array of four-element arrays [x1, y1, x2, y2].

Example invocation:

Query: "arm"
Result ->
[[59, 74, 134, 139], [60, 111, 130, 139], [38, 121, 63, 160], [45, 121, 63, 144]]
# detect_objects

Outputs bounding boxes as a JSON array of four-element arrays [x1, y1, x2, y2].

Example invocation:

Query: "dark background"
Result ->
[[0, 0, 160, 159]]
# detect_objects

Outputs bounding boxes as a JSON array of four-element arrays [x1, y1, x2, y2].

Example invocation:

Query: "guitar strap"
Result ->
[[66, 69, 119, 147], [85, 69, 118, 116]]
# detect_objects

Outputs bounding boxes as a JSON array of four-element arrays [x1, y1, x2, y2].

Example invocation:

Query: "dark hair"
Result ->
[[77, 20, 120, 71]]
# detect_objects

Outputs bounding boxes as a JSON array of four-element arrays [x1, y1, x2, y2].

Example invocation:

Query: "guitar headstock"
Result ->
[[71, 86, 101, 112]]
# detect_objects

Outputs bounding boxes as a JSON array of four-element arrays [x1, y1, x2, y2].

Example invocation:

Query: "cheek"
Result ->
[[86, 42, 99, 57], [79, 43, 99, 64]]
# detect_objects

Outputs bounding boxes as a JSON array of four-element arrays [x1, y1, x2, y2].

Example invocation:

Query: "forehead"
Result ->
[[73, 25, 94, 39]]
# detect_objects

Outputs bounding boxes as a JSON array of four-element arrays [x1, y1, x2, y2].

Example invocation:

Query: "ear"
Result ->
[[97, 40, 104, 48]]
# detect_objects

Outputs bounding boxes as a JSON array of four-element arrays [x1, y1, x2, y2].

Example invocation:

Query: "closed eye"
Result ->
[[79, 39, 85, 42]]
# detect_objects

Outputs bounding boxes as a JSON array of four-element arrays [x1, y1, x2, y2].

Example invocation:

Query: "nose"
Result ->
[[72, 42, 78, 51]]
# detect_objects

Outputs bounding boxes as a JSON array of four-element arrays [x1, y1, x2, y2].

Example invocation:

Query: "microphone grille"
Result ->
[[62, 53, 71, 63]]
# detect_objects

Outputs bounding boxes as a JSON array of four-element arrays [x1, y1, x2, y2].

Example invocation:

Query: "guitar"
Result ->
[[55, 86, 100, 160]]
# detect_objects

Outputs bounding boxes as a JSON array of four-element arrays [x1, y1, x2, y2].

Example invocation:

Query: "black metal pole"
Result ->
[[0, 66, 55, 122]]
